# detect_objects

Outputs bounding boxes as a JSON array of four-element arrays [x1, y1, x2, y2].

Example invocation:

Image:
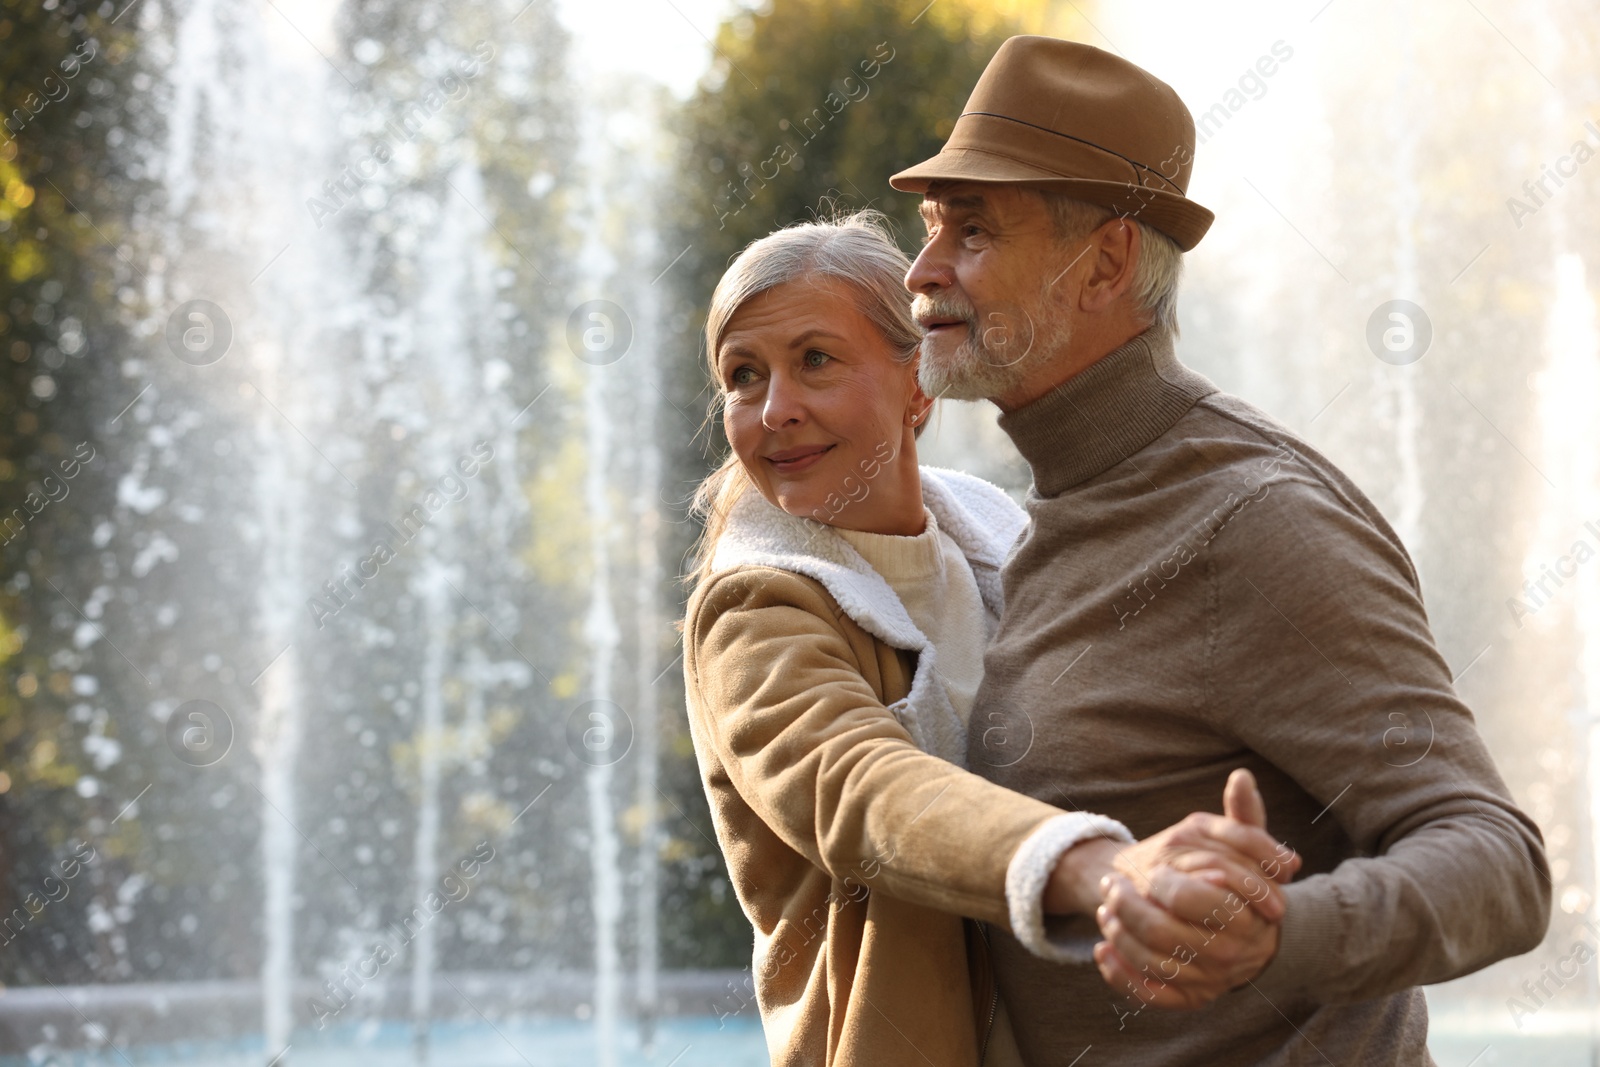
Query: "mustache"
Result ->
[[912, 292, 977, 329]]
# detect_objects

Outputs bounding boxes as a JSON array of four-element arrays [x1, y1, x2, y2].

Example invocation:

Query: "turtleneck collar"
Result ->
[[996, 325, 1217, 497]]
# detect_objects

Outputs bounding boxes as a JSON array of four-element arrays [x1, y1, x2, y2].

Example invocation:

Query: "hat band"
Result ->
[[946, 112, 1187, 195]]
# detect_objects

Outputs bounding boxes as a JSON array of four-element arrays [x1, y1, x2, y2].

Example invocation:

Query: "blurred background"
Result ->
[[0, 0, 1596, 1063]]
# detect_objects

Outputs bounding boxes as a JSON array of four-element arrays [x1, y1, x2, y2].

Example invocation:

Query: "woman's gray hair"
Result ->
[[686, 210, 924, 592], [704, 209, 921, 373], [1044, 193, 1185, 336]]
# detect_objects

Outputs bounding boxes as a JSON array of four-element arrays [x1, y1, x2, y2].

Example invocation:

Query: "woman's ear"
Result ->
[[905, 377, 935, 428]]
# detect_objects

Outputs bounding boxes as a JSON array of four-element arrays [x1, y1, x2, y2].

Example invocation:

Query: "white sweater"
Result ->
[[836, 506, 993, 730]]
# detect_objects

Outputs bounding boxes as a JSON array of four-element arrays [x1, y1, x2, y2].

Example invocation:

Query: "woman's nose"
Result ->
[[761, 374, 805, 431]]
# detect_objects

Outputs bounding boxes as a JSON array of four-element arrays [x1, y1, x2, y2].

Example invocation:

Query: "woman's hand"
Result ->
[[1092, 868, 1282, 1010], [1090, 769, 1299, 1010]]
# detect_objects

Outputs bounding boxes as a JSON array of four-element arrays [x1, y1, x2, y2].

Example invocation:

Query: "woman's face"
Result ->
[[717, 276, 932, 534]]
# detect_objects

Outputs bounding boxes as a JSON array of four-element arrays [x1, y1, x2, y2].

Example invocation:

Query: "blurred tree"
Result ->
[[672, 0, 1087, 287], [655, 0, 1099, 969], [0, 0, 142, 984]]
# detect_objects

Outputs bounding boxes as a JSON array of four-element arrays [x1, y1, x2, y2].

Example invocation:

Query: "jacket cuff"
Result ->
[[1247, 877, 1342, 1000], [1005, 812, 1134, 963]]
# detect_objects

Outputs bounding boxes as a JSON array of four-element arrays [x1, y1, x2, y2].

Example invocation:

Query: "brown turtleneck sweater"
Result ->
[[974, 325, 1549, 1065]]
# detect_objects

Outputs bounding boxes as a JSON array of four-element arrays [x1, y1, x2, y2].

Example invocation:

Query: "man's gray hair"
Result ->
[[1043, 192, 1185, 336]]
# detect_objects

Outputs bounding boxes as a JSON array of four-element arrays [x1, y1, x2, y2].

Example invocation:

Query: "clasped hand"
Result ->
[[1050, 769, 1300, 1010]]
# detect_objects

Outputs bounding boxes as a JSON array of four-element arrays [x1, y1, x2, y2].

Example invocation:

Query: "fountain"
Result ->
[[141, 0, 352, 1060], [629, 190, 666, 1062], [0, 0, 757, 1060], [1523, 9, 1600, 1057], [407, 558, 449, 1064], [578, 255, 624, 1067], [1383, 0, 1425, 558], [14, 3, 1600, 1066], [1541, 250, 1600, 1058], [572, 83, 627, 1067]]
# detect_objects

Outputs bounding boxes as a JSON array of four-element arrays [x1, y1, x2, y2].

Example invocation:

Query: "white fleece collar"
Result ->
[[709, 466, 1028, 766]]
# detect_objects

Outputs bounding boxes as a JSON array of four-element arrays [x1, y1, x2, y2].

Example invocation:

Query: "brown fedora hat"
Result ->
[[890, 36, 1214, 251]]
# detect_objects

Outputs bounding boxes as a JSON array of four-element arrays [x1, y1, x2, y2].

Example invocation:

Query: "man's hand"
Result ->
[[1086, 770, 1296, 1010], [1044, 769, 1298, 918]]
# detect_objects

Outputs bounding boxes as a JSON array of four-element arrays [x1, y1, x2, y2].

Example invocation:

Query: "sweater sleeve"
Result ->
[[1208, 478, 1550, 1003], [685, 566, 1126, 930]]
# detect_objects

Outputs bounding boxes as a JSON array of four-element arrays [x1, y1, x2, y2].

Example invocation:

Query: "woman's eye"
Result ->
[[803, 349, 831, 368], [729, 366, 756, 386]]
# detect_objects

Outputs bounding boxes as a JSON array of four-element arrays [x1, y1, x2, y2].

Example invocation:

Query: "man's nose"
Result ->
[[905, 237, 954, 295]]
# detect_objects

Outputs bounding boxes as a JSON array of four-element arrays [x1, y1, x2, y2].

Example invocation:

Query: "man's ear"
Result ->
[[1078, 217, 1139, 314]]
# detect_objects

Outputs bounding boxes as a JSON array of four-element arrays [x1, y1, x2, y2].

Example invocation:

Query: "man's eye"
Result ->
[[962, 224, 984, 238]]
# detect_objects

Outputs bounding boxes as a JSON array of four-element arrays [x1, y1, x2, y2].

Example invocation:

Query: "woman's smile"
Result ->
[[765, 443, 836, 474]]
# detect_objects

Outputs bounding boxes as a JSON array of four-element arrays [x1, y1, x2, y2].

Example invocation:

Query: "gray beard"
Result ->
[[917, 305, 1070, 402]]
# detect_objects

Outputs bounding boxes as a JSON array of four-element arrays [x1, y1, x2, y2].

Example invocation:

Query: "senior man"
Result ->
[[893, 36, 1550, 1065]]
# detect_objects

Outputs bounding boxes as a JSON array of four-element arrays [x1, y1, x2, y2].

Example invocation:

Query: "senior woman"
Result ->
[[681, 213, 1294, 1067]]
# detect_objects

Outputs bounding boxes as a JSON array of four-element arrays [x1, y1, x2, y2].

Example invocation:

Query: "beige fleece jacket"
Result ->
[[683, 469, 1132, 1067]]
